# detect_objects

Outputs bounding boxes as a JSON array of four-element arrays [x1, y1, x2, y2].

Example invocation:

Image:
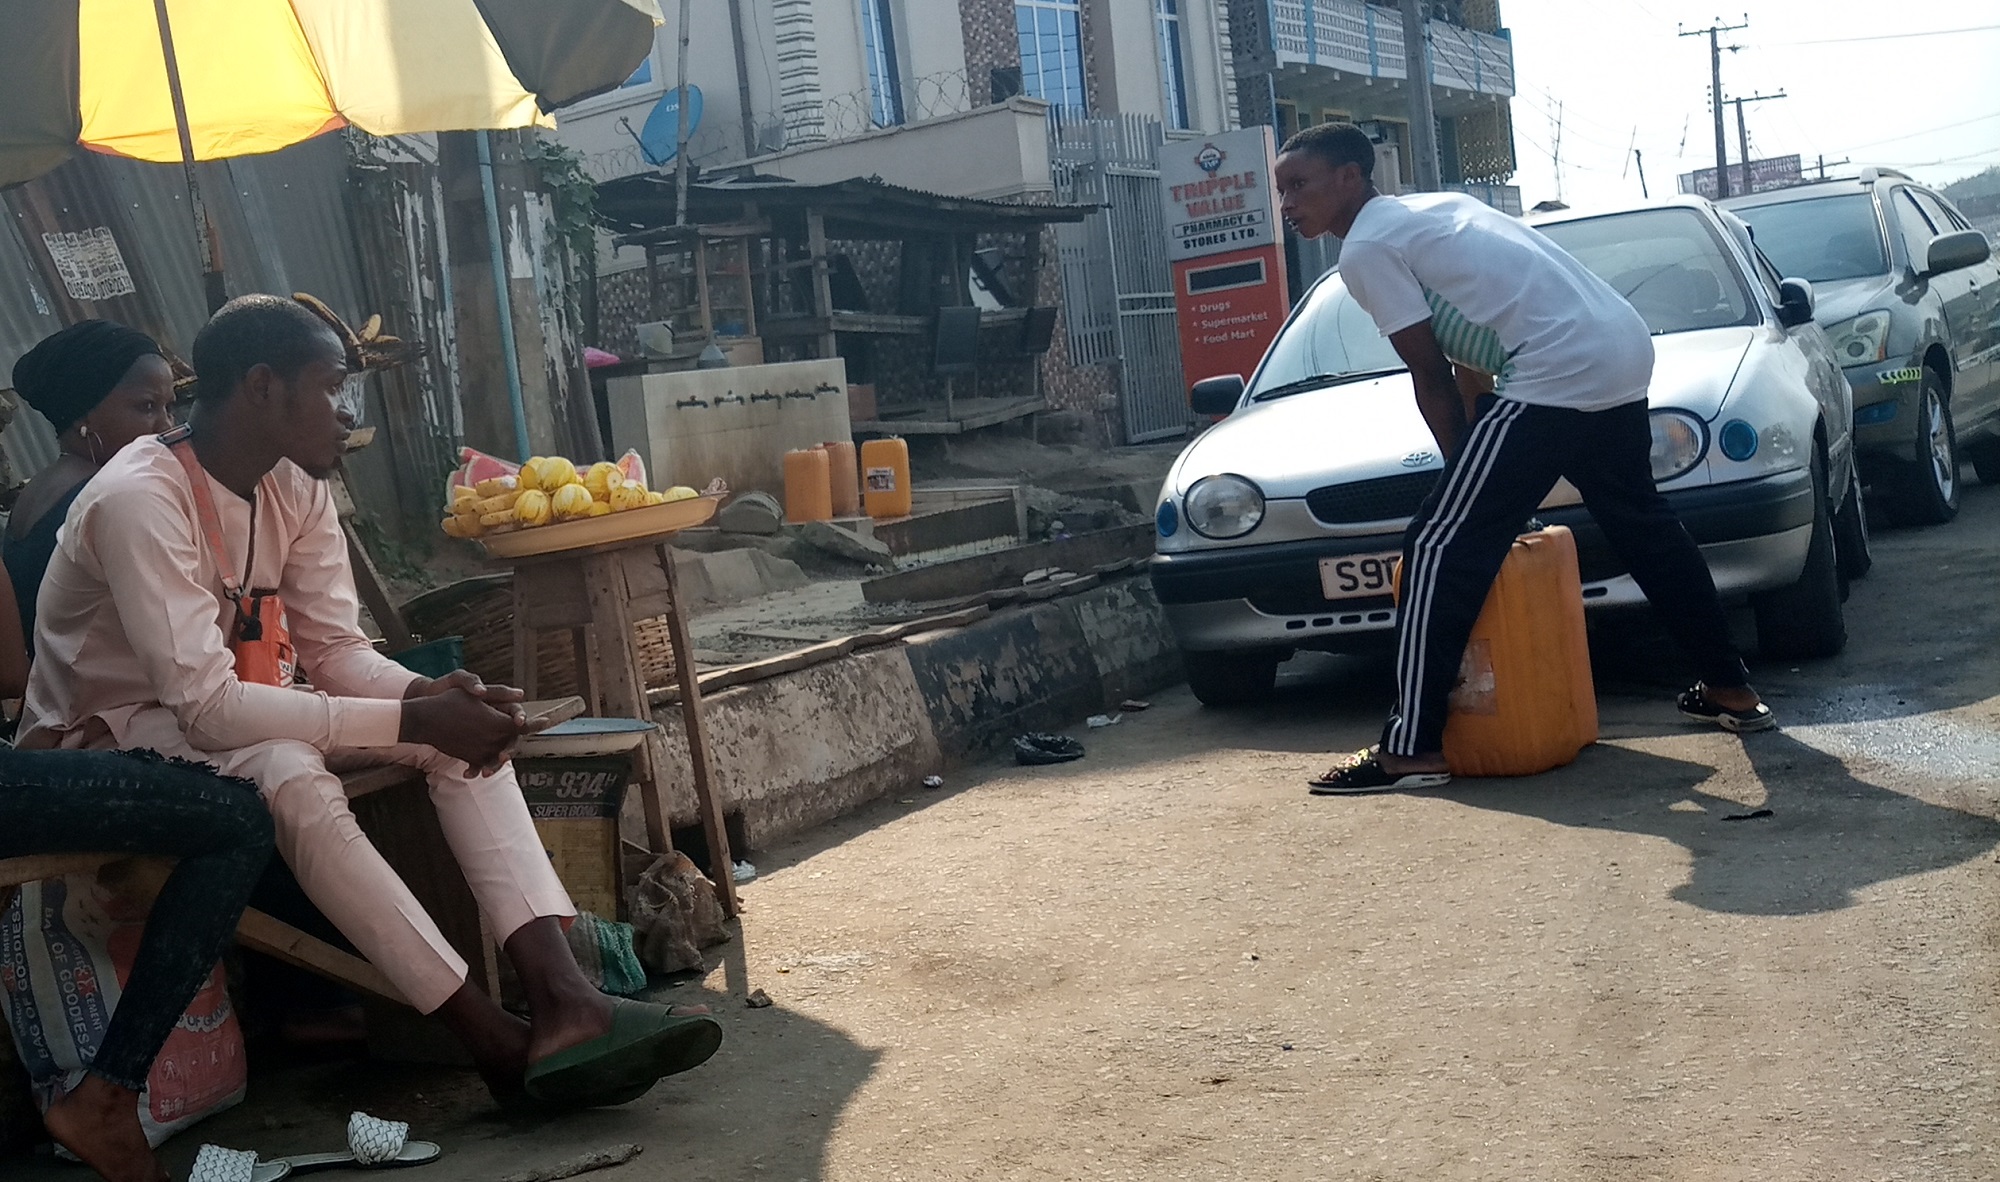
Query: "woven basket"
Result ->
[[401, 576, 680, 699]]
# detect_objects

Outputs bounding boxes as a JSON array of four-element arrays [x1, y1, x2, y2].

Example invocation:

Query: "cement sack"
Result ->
[[0, 875, 246, 1146], [630, 853, 730, 974]]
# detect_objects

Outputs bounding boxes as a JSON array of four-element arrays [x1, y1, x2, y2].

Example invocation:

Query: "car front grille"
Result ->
[[1305, 471, 1440, 524]]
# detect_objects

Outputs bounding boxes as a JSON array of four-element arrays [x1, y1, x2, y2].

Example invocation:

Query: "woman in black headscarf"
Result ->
[[6, 320, 175, 645]]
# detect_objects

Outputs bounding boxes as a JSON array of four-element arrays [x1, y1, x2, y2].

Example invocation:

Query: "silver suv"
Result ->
[[1724, 169, 1998, 525]]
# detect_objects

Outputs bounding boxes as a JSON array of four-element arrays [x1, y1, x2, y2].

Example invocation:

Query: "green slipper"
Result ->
[[521, 1000, 723, 1104], [492, 1074, 655, 1116]]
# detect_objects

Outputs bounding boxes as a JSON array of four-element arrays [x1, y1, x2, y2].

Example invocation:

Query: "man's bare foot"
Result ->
[[434, 982, 533, 1087], [523, 990, 614, 1066], [1372, 746, 1451, 776], [43, 1075, 166, 1182]]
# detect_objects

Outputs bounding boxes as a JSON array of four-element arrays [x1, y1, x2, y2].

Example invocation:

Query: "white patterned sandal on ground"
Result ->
[[189, 1144, 291, 1182], [275, 1112, 442, 1174]]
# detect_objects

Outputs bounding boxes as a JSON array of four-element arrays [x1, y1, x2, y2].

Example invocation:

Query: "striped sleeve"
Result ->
[[1422, 290, 1512, 379]]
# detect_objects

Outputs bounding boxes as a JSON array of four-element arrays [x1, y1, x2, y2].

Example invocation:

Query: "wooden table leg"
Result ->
[[512, 581, 539, 698], [656, 544, 739, 916], [581, 552, 674, 860], [571, 626, 597, 712]]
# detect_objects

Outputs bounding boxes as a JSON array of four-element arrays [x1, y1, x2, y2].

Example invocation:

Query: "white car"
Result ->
[[1151, 196, 1865, 706]]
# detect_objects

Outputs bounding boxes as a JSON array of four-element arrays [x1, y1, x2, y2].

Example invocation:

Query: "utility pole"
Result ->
[[1680, 16, 1748, 198], [1815, 154, 1850, 180], [726, 0, 758, 159], [1729, 91, 1785, 194], [674, 0, 692, 225], [1634, 147, 1650, 199], [1550, 99, 1565, 203], [1398, 0, 1443, 191]]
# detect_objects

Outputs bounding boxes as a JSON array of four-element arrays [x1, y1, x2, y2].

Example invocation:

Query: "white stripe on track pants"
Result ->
[[1381, 396, 1752, 758]]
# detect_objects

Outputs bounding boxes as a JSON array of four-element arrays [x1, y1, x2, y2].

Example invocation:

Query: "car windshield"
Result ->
[[1537, 207, 1758, 335], [1731, 193, 1889, 282], [1245, 272, 1406, 398]]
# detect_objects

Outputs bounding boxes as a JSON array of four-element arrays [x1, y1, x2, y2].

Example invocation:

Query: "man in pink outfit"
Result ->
[[20, 294, 720, 1109]]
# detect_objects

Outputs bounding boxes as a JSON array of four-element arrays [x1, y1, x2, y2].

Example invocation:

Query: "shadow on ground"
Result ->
[[1425, 735, 2000, 917], [6, 951, 880, 1182]]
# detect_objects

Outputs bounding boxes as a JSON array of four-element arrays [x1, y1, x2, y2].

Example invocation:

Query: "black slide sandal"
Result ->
[[1309, 750, 1452, 795], [1677, 685, 1777, 733]]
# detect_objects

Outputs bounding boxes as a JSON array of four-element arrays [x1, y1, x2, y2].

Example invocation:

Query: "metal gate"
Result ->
[[1051, 115, 1190, 443]]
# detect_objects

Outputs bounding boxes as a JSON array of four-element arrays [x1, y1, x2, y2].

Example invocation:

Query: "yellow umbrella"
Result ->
[[1, 0, 660, 443], [5, 0, 656, 332], [5, 0, 659, 183]]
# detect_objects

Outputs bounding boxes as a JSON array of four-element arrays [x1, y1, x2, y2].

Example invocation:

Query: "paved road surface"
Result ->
[[23, 486, 2000, 1182]]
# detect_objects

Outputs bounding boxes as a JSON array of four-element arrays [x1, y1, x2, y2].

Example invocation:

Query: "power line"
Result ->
[[1514, 127, 1613, 175], [1531, 85, 1628, 137], [1518, 96, 1632, 156], [1825, 110, 2000, 154], [1874, 149, 2000, 169], [1762, 23, 2000, 46]]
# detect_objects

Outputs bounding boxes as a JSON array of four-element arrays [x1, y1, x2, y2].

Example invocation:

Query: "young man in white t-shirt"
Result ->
[[1272, 123, 1771, 795]]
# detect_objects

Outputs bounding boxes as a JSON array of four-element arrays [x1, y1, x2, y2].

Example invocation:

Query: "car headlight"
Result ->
[[1825, 309, 1891, 366], [1648, 410, 1708, 482], [1183, 474, 1265, 539]]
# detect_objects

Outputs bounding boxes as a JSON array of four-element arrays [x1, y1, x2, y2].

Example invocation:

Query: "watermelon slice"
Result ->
[[459, 448, 520, 484], [615, 448, 649, 492], [448, 448, 524, 504]]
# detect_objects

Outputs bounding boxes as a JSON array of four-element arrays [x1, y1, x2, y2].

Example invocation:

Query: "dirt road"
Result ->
[[35, 485, 2000, 1182]]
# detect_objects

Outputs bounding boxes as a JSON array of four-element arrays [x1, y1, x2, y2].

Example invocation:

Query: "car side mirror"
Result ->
[[1776, 278, 1815, 328], [1189, 374, 1246, 416], [1925, 229, 1991, 277]]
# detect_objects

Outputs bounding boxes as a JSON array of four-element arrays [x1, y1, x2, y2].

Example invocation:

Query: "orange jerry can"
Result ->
[[860, 436, 912, 519], [783, 447, 834, 523], [823, 439, 861, 517], [1400, 525, 1598, 776]]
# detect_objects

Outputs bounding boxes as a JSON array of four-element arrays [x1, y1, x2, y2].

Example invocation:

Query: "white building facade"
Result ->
[[553, 0, 1244, 198]]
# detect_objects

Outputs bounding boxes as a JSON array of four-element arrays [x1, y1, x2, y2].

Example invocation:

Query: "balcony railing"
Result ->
[[1268, 1, 1514, 97]]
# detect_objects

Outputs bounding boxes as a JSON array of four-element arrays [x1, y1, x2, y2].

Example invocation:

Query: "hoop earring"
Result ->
[[79, 425, 101, 467]]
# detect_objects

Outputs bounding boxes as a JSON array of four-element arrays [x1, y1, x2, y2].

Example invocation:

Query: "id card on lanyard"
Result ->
[[161, 426, 297, 688]]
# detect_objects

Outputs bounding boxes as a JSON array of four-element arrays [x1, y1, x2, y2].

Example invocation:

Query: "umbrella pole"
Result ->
[[477, 131, 534, 461], [151, 0, 228, 314]]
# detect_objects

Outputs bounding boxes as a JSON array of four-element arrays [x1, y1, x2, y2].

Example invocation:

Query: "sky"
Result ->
[[1498, 1, 2000, 208]]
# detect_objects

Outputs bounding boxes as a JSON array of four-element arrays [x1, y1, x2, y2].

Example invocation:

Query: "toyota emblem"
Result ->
[[1401, 450, 1435, 468]]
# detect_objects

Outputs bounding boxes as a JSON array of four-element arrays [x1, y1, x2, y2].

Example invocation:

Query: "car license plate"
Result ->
[[1319, 552, 1400, 601]]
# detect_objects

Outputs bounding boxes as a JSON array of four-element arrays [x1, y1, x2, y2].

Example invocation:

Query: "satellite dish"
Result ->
[[638, 85, 704, 166]]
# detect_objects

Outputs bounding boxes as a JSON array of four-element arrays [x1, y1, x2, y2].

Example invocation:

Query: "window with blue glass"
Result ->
[[621, 57, 654, 89], [1155, 0, 1190, 129], [861, 0, 905, 126], [1016, 0, 1086, 115]]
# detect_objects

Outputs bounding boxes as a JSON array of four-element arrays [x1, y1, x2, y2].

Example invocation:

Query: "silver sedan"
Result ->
[[1151, 197, 1863, 706]]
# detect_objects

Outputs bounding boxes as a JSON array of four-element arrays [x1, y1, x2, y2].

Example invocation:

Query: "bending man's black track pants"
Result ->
[[1381, 396, 1751, 758]]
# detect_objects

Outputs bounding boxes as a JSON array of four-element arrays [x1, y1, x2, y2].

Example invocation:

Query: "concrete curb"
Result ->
[[643, 575, 1181, 851]]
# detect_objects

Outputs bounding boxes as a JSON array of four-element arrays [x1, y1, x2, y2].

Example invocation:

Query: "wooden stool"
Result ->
[[500, 534, 738, 916], [0, 764, 439, 1009]]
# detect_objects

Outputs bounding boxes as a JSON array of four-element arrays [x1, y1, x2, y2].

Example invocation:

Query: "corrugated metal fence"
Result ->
[[0, 136, 465, 533], [0, 140, 378, 502], [1050, 114, 1191, 444]]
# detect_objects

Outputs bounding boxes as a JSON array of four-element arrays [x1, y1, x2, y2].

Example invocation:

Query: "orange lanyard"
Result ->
[[160, 426, 256, 604]]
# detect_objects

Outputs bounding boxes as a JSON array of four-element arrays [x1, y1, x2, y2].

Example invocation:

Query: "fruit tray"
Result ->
[[480, 494, 720, 559]]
